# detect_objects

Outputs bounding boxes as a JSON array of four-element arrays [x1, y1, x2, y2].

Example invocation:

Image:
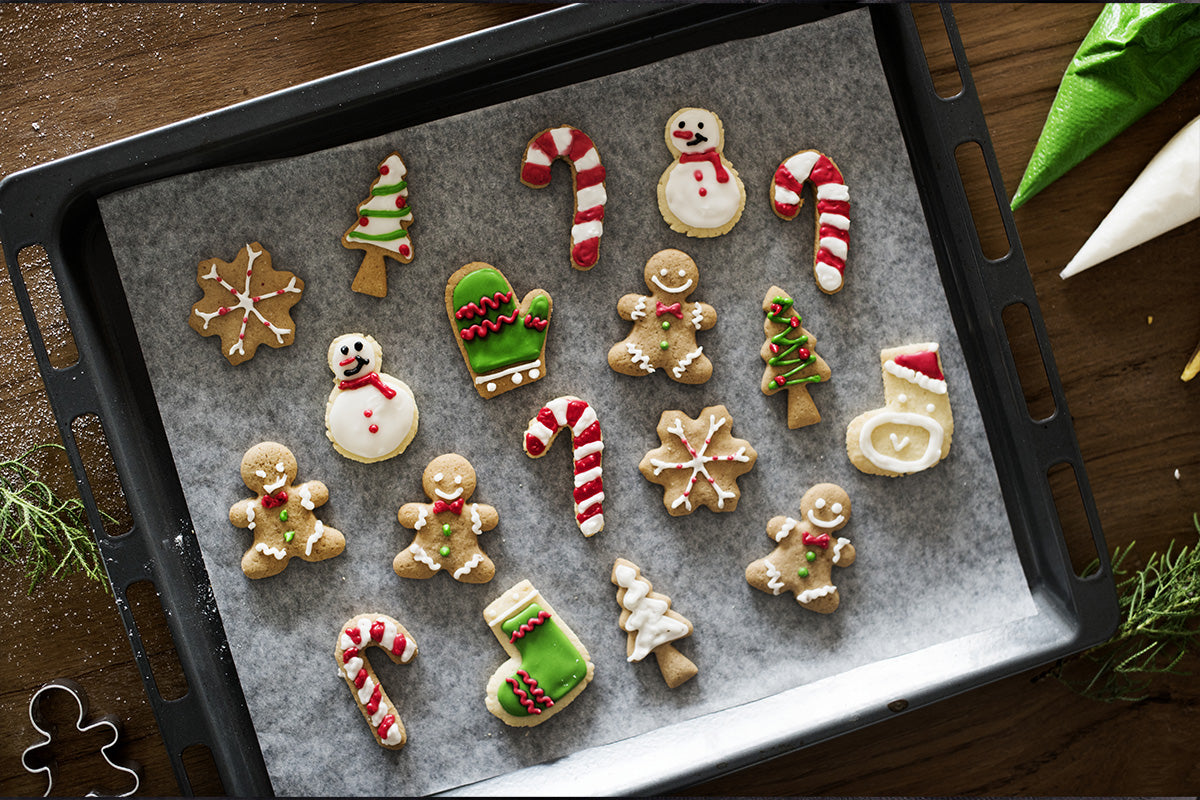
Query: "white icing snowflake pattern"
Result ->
[[640, 405, 757, 515]]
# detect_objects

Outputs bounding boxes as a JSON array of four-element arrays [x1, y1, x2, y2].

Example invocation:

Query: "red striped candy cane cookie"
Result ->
[[522, 396, 604, 537], [335, 613, 418, 750], [520, 126, 607, 271], [771, 150, 849, 295]]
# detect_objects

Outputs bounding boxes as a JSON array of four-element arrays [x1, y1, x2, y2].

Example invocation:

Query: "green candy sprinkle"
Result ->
[[798, 567, 810, 578], [442, 523, 452, 536], [659, 340, 670, 350], [806, 551, 816, 562], [284, 530, 295, 543], [439, 546, 451, 557], [279, 509, 288, 522], [661, 320, 670, 330]]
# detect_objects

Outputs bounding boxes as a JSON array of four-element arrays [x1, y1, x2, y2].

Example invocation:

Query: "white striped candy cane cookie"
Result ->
[[520, 125, 607, 270], [522, 396, 605, 537], [770, 150, 850, 295], [335, 613, 418, 750]]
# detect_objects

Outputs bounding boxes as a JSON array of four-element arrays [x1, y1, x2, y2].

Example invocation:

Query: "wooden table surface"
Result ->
[[1, 3, 1197, 796]]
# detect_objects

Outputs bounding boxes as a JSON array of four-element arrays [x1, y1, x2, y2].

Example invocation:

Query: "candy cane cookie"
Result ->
[[335, 614, 418, 750], [522, 396, 604, 537], [771, 150, 850, 294], [520, 125, 607, 270]]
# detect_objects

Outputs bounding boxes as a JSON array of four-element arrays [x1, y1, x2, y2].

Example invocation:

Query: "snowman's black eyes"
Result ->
[[354, 341, 363, 352], [697, 122, 704, 129], [678, 121, 685, 128], [340, 346, 349, 355]]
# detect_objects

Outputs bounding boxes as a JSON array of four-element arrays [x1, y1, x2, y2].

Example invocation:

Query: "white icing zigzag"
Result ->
[[672, 346, 703, 378], [453, 553, 484, 579], [626, 341, 656, 373], [764, 559, 785, 595], [797, 584, 836, 604], [409, 542, 441, 571]]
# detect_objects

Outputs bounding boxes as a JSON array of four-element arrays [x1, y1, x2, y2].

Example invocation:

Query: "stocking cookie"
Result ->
[[484, 579, 594, 727], [657, 107, 745, 237], [520, 125, 606, 270], [611, 559, 697, 688], [607, 249, 716, 384], [771, 149, 850, 294], [189, 243, 304, 365], [760, 287, 831, 428], [335, 614, 418, 750], [446, 262, 552, 398], [394, 454, 497, 583], [343, 151, 414, 297], [846, 343, 953, 476], [745, 483, 856, 613], [639, 404, 757, 516], [228, 442, 345, 578], [325, 333, 419, 464]]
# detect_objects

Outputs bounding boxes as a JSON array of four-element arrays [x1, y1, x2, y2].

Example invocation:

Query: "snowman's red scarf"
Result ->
[[678, 149, 730, 183], [338, 371, 397, 399]]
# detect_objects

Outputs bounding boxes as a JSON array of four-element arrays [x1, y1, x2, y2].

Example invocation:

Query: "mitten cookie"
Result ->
[[394, 454, 497, 583], [228, 442, 345, 578], [484, 579, 594, 727], [746, 483, 856, 613], [846, 343, 953, 476], [343, 152, 413, 297], [658, 107, 745, 237], [760, 287, 831, 428], [520, 125, 606, 270], [189, 243, 303, 365], [325, 333, 419, 464], [607, 249, 716, 384], [639, 404, 757, 516], [611, 559, 697, 688], [335, 614, 418, 750], [446, 262, 552, 398], [771, 149, 850, 294]]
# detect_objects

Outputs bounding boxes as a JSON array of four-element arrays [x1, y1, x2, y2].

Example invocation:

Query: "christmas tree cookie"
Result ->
[[611, 559, 697, 688], [760, 287, 831, 429], [484, 580, 594, 727], [343, 151, 414, 297]]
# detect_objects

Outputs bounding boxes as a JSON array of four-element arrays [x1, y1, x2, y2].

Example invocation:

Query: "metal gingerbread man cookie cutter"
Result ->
[[21, 678, 142, 797]]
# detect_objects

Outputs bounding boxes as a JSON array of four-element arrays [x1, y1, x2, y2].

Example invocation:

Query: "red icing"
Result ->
[[432, 498, 464, 515], [368, 424, 379, 434], [774, 165, 805, 196], [366, 685, 381, 714], [817, 199, 850, 217], [521, 162, 552, 187], [574, 451, 601, 474], [346, 626, 362, 645], [672, 129, 693, 139], [656, 301, 683, 319], [803, 531, 831, 548], [391, 634, 407, 656], [698, 187, 707, 197], [398, 244, 411, 258], [261, 492, 287, 509], [573, 420, 601, 447], [816, 250, 846, 270], [395, 196, 407, 209], [455, 291, 513, 321], [358, 216, 369, 226], [339, 372, 398, 399], [819, 224, 849, 242], [533, 130, 559, 158], [506, 676, 540, 715], [377, 714, 396, 738], [567, 129, 594, 162], [576, 503, 603, 523], [893, 350, 943, 380], [379, 165, 390, 175], [575, 165, 605, 190], [572, 239, 599, 268], [810, 157, 843, 185], [370, 620, 385, 641], [693, 170, 703, 181], [354, 668, 367, 689], [565, 399, 588, 428], [342, 646, 359, 664], [363, 409, 373, 418], [218, 307, 228, 316], [573, 478, 602, 503], [679, 149, 729, 182], [524, 313, 549, 331], [574, 206, 604, 223], [508, 610, 551, 643], [536, 407, 558, 429], [524, 433, 546, 456], [774, 375, 786, 387], [459, 308, 520, 340]]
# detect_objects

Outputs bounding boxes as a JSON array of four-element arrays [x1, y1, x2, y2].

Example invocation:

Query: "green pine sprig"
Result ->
[[0, 443, 109, 593], [1051, 516, 1200, 702]]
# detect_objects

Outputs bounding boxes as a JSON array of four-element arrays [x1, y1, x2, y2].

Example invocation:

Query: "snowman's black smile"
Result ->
[[343, 355, 369, 377], [687, 133, 708, 148]]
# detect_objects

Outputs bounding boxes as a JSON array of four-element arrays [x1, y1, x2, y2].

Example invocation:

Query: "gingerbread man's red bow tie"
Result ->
[[433, 498, 464, 515], [261, 491, 288, 509], [802, 531, 831, 548], [656, 301, 684, 319]]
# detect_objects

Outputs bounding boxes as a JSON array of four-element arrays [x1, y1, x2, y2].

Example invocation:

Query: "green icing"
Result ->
[[360, 207, 411, 219], [497, 602, 586, 717], [371, 179, 407, 196], [766, 296, 821, 390], [347, 228, 408, 242], [452, 268, 550, 375]]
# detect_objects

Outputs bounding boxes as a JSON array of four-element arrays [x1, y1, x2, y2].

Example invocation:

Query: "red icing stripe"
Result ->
[[774, 201, 801, 218], [354, 668, 368, 689], [574, 205, 605, 223], [521, 162, 551, 187], [817, 199, 850, 217], [774, 166, 805, 195], [893, 350, 943, 380], [567, 129, 594, 162], [506, 675, 540, 715], [576, 503, 603, 523], [573, 478, 603, 503], [572, 239, 599, 268], [524, 433, 546, 456], [509, 610, 552, 642], [573, 420, 601, 447], [574, 165, 605, 189], [819, 224, 850, 242], [455, 291, 513, 320], [816, 250, 846, 270], [370, 620, 385, 642], [459, 308, 520, 340], [565, 399, 588, 428], [378, 714, 396, 738], [533, 130, 560, 158], [810, 157, 843, 184], [345, 627, 362, 645], [574, 451, 601, 474], [536, 406, 558, 429], [366, 685, 382, 714], [342, 646, 359, 664], [391, 633, 406, 656]]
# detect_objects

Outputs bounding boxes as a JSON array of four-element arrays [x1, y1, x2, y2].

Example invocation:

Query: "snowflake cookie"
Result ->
[[228, 442, 345, 579], [394, 454, 497, 583], [638, 404, 757, 516], [188, 243, 304, 365]]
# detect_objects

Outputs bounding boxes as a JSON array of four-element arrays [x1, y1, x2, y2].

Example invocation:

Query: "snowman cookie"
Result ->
[[745, 483, 856, 613], [325, 333, 419, 464], [394, 454, 498, 584], [607, 249, 716, 384], [228, 442, 346, 579], [846, 343, 953, 476], [657, 107, 746, 238]]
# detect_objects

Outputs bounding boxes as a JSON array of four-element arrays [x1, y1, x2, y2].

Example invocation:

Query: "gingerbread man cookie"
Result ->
[[228, 442, 346, 579], [607, 249, 716, 384], [394, 454, 498, 583], [745, 483, 856, 613]]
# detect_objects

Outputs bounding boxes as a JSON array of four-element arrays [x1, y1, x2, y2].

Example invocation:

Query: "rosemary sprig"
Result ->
[[0, 443, 109, 593], [1053, 516, 1200, 702]]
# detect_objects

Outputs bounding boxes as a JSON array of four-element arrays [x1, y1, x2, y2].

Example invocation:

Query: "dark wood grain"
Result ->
[[1, 3, 1197, 795]]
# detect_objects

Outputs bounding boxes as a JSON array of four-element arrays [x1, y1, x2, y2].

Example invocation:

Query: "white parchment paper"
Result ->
[[98, 9, 1037, 796]]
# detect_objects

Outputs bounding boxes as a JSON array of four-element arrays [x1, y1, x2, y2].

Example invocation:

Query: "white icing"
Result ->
[[926, 403, 936, 413], [433, 472, 444, 482], [524, 145, 552, 167], [897, 394, 908, 403], [473, 358, 541, 385], [614, 563, 689, 660], [577, 491, 604, 512], [648, 414, 751, 511], [246, 505, 255, 530], [807, 508, 845, 529], [763, 559, 785, 595], [571, 220, 603, 242], [193, 245, 301, 356], [414, 507, 427, 531], [797, 584, 836, 604], [819, 212, 850, 230], [574, 147, 601, 172], [298, 484, 315, 510], [327, 371, 417, 460], [690, 303, 704, 330], [889, 433, 911, 452], [305, 520, 324, 556], [409, 543, 441, 572], [549, 126, 574, 154], [574, 467, 602, 485], [524, 396, 605, 537], [832, 537, 851, 564], [345, 154, 412, 257], [575, 183, 607, 210], [263, 474, 287, 493], [434, 486, 463, 500], [255, 543, 286, 560], [650, 275, 694, 294], [774, 517, 797, 542], [815, 498, 826, 509], [254, 469, 267, 478], [454, 553, 484, 579], [859, 412, 945, 473], [470, 504, 483, 536], [774, 185, 801, 207], [630, 296, 648, 320], [672, 346, 703, 378], [816, 183, 849, 202], [883, 355, 947, 394], [580, 515, 604, 537], [820, 236, 848, 260], [511, 372, 523, 385], [664, 152, 742, 229], [485, 382, 497, 392], [815, 264, 843, 292], [625, 341, 656, 373], [574, 440, 604, 459], [783, 151, 822, 180]]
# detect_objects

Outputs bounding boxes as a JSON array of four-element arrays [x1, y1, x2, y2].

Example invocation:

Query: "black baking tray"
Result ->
[[0, 4, 1117, 795]]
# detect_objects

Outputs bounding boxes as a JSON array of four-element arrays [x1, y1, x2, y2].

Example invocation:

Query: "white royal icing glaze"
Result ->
[[298, 484, 315, 511], [764, 559, 785, 595], [889, 433, 911, 452], [246, 504, 255, 530], [453, 553, 484, 579], [614, 563, 689, 661], [774, 517, 797, 542], [859, 411, 945, 473], [832, 537, 851, 564], [255, 542, 287, 560], [327, 371, 417, 460], [672, 346, 703, 378], [263, 473, 287, 494], [305, 520, 324, 556], [470, 504, 483, 536], [664, 153, 742, 229], [413, 507, 427, 531], [625, 341, 656, 373], [797, 584, 836, 604], [807, 508, 845, 529], [630, 296, 647, 321], [409, 542, 441, 572]]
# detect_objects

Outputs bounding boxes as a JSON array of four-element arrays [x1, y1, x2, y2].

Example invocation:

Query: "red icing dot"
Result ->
[[769, 343, 780, 354], [797, 348, 810, 360], [774, 375, 786, 386], [363, 409, 373, 418], [395, 196, 407, 209], [769, 303, 782, 314], [359, 216, 369, 226], [369, 424, 379, 434], [399, 244, 411, 257], [246, 269, 252, 276], [218, 308, 228, 316], [789, 317, 800, 328], [693, 170, 703, 181], [263, 320, 270, 327], [239, 333, 245, 339], [698, 188, 707, 197], [379, 164, 390, 175]]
